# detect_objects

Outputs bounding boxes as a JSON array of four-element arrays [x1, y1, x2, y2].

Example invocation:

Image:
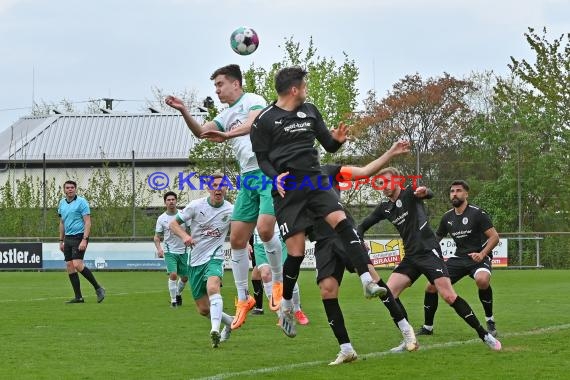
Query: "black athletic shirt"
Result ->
[[250, 102, 343, 178], [357, 185, 439, 256], [436, 204, 495, 258]]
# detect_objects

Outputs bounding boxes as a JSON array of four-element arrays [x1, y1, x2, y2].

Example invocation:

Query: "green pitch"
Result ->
[[1, 270, 569, 379]]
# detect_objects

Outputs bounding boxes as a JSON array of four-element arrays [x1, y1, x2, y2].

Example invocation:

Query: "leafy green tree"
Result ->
[[242, 36, 359, 128], [462, 27, 570, 267]]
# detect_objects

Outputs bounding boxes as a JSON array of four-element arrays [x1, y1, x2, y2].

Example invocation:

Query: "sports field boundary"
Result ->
[[194, 324, 570, 380]]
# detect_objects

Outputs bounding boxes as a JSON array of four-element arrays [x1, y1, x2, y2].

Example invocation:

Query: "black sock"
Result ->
[[252, 279, 263, 309], [68, 272, 82, 299], [282, 255, 304, 300], [79, 267, 100, 290], [334, 219, 369, 275], [478, 286, 493, 318], [395, 297, 409, 321], [323, 298, 350, 345], [450, 296, 487, 339], [424, 291, 439, 326], [378, 279, 406, 323]]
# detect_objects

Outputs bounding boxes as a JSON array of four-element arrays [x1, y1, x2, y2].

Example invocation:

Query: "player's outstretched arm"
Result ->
[[165, 95, 217, 138], [201, 109, 262, 142], [344, 140, 411, 179]]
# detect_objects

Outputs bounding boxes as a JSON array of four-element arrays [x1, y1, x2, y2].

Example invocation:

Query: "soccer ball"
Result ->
[[230, 27, 259, 56]]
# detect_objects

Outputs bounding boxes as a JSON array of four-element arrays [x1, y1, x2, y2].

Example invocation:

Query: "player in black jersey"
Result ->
[[250, 66, 385, 338], [358, 168, 502, 351], [308, 141, 421, 365], [417, 180, 500, 337]]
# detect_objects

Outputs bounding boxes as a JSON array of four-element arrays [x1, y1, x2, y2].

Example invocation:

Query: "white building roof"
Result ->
[[0, 112, 204, 163]]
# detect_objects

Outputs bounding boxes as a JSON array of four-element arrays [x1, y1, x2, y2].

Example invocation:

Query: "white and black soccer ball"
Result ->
[[230, 27, 259, 56]]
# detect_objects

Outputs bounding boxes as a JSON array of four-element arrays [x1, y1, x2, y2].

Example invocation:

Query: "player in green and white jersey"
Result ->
[[154, 191, 189, 308], [166, 64, 284, 331], [170, 174, 235, 348]]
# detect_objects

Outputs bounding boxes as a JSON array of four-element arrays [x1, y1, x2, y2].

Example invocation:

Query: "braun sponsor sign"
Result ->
[[0, 243, 42, 269]]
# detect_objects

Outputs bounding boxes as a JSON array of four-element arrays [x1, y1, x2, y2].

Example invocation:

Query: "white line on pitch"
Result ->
[[0, 290, 164, 303], [193, 324, 570, 380]]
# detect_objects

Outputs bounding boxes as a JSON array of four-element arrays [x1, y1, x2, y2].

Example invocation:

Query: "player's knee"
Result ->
[[260, 268, 271, 283], [256, 226, 273, 242], [72, 261, 84, 271], [475, 278, 490, 289], [230, 233, 248, 249], [318, 278, 338, 298], [426, 283, 437, 293], [441, 292, 457, 305]]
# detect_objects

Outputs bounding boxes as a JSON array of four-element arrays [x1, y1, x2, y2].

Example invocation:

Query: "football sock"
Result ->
[[450, 296, 487, 339], [423, 291, 439, 326], [282, 255, 304, 300], [68, 272, 82, 299], [262, 233, 283, 283], [323, 298, 350, 345], [231, 248, 250, 301], [378, 279, 406, 324], [209, 294, 223, 332], [334, 219, 370, 276], [479, 286, 494, 318], [177, 279, 186, 295], [168, 279, 177, 302], [292, 282, 301, 312], [252, 279, 263, 309], [79, 267, 100, 289]]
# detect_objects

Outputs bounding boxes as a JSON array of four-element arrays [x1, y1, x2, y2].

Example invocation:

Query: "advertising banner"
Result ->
[[0, 243, 42, 269], [39, 238, 507, 270], [366, 238, 509, 268]]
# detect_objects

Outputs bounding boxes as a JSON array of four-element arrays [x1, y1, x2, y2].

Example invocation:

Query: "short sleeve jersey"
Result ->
[[360, 186, 439, 256], [250, 102, 340, 175], [436, 204, 495, 257], [176, 198, 233, 266], [213, 93, 266, 174], [58, 195, 90, 236], [155, 212, 188, 254]]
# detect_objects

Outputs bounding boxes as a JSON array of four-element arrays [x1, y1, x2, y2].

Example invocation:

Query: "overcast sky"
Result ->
[[1, 0, 568, 132]]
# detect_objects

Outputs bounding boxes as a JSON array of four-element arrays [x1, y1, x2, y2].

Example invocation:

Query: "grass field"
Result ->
[[1, 269, 569, 379]]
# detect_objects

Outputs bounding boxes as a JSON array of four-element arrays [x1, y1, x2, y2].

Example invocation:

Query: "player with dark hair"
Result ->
[[357, 169, 502, 351], [250, 66, 385, 338], [58, 180, 105, 304], [154, 191, 189, 307], [166, 64, 284, 330], [309, 141, 420, 365], [169, 174, 234, 348], [417, 180, 500, 337]]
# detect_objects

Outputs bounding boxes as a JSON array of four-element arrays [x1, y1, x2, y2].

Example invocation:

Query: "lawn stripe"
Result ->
[[195, 324, 570, 380]]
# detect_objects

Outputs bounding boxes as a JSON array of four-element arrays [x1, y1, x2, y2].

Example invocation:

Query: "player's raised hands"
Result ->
[[331, 122, 349, 143], [165, 96, 187, 112], [389, 140, 411, 156]]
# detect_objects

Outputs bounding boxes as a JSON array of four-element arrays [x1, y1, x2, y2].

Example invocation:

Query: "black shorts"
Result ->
[[273, 175, 343, 240], [315, 238, 352, 285], [393, 247, 449, 284], [314, 237, 373, 284], [63, 235, 87, 262], [446, 255, 493, 284]]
